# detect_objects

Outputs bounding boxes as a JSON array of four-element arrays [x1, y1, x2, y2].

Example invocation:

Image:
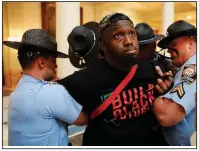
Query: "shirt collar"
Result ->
[[184, 54, 196, 64], [20, 74, 42, 83], [178, 54, 196, 71]]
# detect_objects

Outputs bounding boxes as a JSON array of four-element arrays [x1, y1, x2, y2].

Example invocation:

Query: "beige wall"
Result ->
[[80, 2, 95, 24], [94, 2, 144, 25], [142, 2, 196, 34], [3, 2, 41, 91], [5, 2, 41, 39], [92, 2, 196, 34], [22, 2, 42, 31], [3, 2, 12, 90]]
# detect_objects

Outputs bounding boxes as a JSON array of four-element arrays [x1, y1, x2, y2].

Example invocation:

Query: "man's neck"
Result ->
[[105, 58, 135, 72], [23, 69, 43, 80]]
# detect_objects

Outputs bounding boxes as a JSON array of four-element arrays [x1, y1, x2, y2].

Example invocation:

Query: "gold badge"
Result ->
[[181, 64, 196, 85]]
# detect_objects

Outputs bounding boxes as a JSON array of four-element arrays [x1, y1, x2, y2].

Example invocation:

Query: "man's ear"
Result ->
[[189, 41, 193, 50], [99, 40, 106, 53], [37, 57, 45, 69]]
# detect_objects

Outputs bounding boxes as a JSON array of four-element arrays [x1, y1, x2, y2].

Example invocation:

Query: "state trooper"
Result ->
[[3, 29, 88, 146], [152, 20, 196, 146], [135, 22, 177, 74]]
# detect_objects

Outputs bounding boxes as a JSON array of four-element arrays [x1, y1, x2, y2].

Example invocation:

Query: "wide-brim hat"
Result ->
[[3, 29, 68, 58], [139, 34, 165, 45], [67, 21, 100, 68], [135, 23, 165, 45], [158, 20, 197, 49]]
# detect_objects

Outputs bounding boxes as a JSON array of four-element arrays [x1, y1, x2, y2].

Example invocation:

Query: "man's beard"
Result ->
[[107, 48, 138, 66]]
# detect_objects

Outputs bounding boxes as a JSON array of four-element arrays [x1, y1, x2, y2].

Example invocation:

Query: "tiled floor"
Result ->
[[3, 123, 8, 146]]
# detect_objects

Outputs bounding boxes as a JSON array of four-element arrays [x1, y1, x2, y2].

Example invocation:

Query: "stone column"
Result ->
[[56, 2, 80, 78], [162, 2, 174, 34]]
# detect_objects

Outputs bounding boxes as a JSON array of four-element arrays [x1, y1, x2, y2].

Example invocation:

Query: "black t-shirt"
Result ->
[[57, 59, 167, 146]]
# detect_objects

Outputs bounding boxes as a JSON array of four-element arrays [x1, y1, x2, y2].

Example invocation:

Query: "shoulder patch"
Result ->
[[170, 82, 185, 99], [181, 64, 196, 85]]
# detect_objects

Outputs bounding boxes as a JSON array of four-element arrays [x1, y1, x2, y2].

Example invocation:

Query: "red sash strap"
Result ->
[[90, 64, 138, 119]]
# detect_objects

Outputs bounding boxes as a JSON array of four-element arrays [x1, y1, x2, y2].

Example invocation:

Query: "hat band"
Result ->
[[139, 36, 156, 45], [83, 29, 96, 57], [18, 51, 40, 58]]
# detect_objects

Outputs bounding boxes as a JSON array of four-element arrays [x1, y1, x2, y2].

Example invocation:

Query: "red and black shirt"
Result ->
[[57, 59, 167, 146]]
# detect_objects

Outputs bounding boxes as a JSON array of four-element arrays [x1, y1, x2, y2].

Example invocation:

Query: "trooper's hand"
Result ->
[[155, 66, 174, 94]]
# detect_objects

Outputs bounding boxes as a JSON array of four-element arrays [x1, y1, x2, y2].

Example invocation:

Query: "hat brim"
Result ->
[[139, 34, 165, 45], [68, 45, 100, 69], [3, 41, 69, 58], [68, 47, 87, 68], [158, 28, 196, 48], [156, 34, 165, 41], [83, 22, 99, 34]]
